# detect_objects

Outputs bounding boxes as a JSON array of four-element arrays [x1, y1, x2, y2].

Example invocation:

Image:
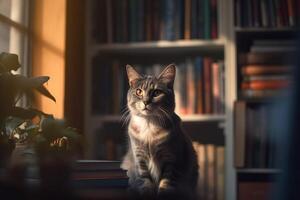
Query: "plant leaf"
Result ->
[[12, 75, 55, 102], [35, 85, 56, 102], [0, 52, 21, 73], [10, 107, 37, 119], [5, 117, 26, 133]]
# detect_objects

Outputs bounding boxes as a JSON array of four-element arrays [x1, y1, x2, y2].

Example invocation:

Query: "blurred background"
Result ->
[[0, 0, 299, 199]]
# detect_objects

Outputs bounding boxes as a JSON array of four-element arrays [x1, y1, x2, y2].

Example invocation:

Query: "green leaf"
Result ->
[[5, 117, 26, 133], [0, 52, 21, 73], [36, 85, 56, 102], [10, 107, 38, 119], [12, 75, 56, 102]]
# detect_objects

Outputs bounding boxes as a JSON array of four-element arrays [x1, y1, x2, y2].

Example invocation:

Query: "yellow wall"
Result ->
[[32, 0, 66, 118]]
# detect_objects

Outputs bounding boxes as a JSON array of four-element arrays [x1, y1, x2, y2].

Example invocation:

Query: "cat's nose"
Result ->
[[143, 100, 150, 106]]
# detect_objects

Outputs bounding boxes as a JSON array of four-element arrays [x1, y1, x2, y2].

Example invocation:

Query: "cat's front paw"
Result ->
[[158, 179, 175, 195]]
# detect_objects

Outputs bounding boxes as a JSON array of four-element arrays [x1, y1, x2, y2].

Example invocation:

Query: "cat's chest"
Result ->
[[129, 116, 169, 143]]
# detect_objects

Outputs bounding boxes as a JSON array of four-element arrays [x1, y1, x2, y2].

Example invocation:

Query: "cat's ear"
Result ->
[[158, 64, 176, 87], [126, 64, 142, 87]]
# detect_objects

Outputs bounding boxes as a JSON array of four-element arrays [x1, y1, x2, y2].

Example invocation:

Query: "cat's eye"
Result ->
[[136, 88, 143, 96], [153, 90, 163, 97]]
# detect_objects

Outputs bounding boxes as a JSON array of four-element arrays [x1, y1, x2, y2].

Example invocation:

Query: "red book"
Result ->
[[184, 0, 191, 39], [212, 62, 220, 114], [211, 0, 218, 38], [241, 80, 290, 90], [238, 182, 271, 200], [287, 0, 295, 26], [204, 58, 213, 114]]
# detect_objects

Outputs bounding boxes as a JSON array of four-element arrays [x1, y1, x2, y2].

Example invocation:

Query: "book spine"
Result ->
[[234, 101, 247, 167], [287, 0, 295, 26], [211, 0, 218, 38], [212, 62, 220, 114], [137, 0, 145, 41], [204, 0, 211, 39], [195, 57, 204, 114], [191, 0, 199, 39], [204, 58, 213, 114], [216, 146, 225, 200], [187, 57, 196, 114], [106, 0, 113, 43], [206, 144, 216, 200], [198, 0, 205, 38], [184, 0, 192, 39], [129, 0, 138, 42], [145, 0, 152, 41]]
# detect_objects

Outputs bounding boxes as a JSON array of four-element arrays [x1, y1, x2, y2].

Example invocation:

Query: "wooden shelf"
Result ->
[[91, 40, 225, 55], [92, 114, 226, 122]]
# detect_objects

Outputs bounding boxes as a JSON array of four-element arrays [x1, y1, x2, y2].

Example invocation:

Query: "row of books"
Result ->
[[93, 0, 218, 43], [92, 57, 225, 115], [72, 160, 129, 199], [193, 142, 224, 200], [239, 40, 294, 99], [234, 102, 279, 168], [235, 0, 299, 28], [175, 57, 225, 115]]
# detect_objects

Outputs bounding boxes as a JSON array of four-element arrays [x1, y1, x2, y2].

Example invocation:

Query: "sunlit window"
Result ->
[[0, 0, 30, 75]]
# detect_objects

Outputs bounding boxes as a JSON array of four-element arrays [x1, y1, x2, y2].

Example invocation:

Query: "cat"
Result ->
[[121, 64, 198, 200]]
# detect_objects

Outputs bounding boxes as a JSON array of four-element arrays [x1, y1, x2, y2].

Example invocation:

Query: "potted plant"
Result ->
[[0, 52, 82, 198]]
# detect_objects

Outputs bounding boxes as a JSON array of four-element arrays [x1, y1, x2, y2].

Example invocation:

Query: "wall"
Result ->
[[31, 0, 66, 118]]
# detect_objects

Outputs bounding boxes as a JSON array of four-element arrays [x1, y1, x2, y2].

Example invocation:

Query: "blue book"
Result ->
[[161, 0, 176, 40], [175, 0, 184, 39]]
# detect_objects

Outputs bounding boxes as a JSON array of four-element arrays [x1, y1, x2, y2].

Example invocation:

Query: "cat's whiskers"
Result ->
[[121, 107, 131, 127]]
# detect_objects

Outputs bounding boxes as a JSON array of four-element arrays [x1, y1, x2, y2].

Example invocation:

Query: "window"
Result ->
[[0, 0, 30, 75]]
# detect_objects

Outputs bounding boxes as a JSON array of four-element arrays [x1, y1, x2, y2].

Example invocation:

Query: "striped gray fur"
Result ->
[[121, 64, 198, 200]]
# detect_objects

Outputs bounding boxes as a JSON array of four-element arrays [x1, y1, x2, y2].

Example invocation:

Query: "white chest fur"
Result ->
[[129, 115, 169, 143]]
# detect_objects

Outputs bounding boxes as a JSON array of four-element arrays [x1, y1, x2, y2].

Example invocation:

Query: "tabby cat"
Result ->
[[121, 64, 198, 200]]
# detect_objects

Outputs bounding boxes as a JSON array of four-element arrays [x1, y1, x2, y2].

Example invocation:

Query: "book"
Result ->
[[195, 143, 207, 199], [187, 57, 196, 114], [239, 52, 294, 65], [195, 57, 204, 114], [184, 0, 192, 39], [241, 65, 291, 75], [206, 144, 216, 200], [216, 146, 225, 200], [211, 0, 218, 38], [241, 80, 290, 90], [203, 0, 211, 39], [243, 75, 290, 81], [241, 89, 282, 98], [234, 101, 247, 168], [238, 181, 271, 200], [204, 58, 213, 114], [212, 62, 221, 113]]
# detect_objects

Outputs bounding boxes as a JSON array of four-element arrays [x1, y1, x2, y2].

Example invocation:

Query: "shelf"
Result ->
[[236, 168, 281, 174], [91, 40, 225, 55], [235, 27, 299, 33], [92, 114, 226, 123]]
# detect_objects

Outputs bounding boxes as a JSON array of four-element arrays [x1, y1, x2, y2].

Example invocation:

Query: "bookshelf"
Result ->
[[84, 0, 235, 200], [233, 0, 299, 199]]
